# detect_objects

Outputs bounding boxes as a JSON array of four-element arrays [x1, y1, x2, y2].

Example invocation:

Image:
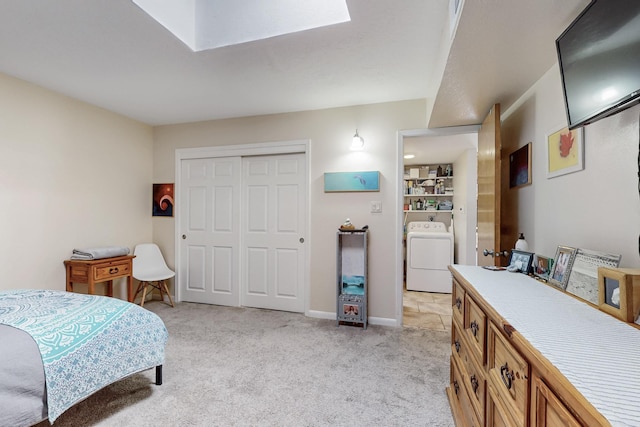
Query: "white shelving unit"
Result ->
[[403, 164, 454, 216]]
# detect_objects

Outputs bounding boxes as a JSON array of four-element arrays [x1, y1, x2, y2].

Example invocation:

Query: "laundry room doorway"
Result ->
[[396, 127, 478, 329]]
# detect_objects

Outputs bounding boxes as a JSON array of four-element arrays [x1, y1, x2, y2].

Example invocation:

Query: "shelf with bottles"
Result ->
[[405, 179, 453, 196], [403, 175, 453, 181], [404, 193, 453, 197], [403, 197, 453, 212], [403, 209, 453, 213], [404, 164, 453, 181]]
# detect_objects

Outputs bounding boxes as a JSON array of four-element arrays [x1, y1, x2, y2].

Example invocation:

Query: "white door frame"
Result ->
[[175, 140, 311, 313], [395, 127, 479, 326]]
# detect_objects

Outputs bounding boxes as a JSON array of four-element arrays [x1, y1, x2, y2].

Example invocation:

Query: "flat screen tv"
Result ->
[[556, 0, 640, 129]]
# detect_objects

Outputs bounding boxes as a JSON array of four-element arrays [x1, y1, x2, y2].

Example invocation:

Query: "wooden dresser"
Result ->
[[447, 265, 640, 427]]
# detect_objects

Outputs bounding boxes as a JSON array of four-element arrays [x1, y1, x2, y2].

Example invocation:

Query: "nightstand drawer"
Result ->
[[94, 261, 131, 281]]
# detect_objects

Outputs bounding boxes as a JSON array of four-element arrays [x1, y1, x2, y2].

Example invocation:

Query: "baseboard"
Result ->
[[306, 310, 399, 327]]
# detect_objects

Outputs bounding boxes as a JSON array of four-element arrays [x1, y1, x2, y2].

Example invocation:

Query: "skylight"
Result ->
[[132, 0, 351, 52]]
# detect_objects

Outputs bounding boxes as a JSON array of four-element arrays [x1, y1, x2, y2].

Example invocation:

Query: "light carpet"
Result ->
[[36, 302, 454, 427]]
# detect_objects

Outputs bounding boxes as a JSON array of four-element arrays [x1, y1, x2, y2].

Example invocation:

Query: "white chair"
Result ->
[[133, 243, 175, 307]]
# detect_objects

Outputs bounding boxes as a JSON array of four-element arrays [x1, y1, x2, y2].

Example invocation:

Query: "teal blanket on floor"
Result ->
[[0, 290, 168, 422]]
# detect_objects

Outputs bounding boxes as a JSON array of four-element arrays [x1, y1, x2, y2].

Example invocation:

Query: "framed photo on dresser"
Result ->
[[533, 254, 553, 281], [598, 267, 640, 322], [549, 246, 577, 290], [507, 250, 534, 274]]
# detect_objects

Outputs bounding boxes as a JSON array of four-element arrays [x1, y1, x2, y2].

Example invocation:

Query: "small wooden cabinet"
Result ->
[[64, 255, 135, 302], [446, 265, 640, 427]]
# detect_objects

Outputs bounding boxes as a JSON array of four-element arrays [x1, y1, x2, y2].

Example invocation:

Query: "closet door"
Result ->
[[179, 157, 241, 306], [241, 153, 306, 312]]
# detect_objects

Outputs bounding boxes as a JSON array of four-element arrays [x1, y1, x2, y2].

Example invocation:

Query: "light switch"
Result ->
[[370, 201, 382, 213]]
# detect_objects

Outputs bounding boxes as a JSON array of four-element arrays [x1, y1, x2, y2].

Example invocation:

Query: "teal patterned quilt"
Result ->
[[0, 290, 168, 422]]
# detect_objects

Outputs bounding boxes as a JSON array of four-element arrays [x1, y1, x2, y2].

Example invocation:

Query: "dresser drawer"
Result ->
[[94, 261, 131, 281], [452, 278, 465, 326], [488, 321, 529, 427], [531, 371, 581, 427], [465, 349, 486, 423], [451, 357, 483, 427], [451, 318, 474, 377], [487, 380, 518, 427], [464, 295, 486, 365]]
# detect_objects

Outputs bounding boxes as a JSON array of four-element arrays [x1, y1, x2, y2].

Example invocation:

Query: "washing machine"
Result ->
[[406, 221, 454, 293]]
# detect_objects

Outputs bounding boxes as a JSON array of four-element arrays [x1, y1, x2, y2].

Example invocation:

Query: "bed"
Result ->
[[0, 289, 168, 426]]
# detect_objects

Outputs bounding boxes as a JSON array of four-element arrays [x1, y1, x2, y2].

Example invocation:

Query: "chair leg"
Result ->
[[134, 281, 145, 304], [140, 282, 149, 307], [156, 281, 166, 303], [161, 280, 175, 307]]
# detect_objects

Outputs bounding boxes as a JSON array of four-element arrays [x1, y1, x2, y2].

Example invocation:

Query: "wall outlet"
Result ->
[[370, 201, 382, 213]]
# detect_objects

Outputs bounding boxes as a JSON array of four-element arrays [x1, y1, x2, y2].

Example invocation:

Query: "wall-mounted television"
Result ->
[[556, 0, 640, 129]]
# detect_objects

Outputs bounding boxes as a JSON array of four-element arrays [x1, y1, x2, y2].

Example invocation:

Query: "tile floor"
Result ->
[[403, 289, 452, 331]]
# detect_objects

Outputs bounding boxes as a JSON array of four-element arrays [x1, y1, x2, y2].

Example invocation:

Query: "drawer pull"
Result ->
[[455, 297, 462, 310], [454, 340, 460, 353], [470, 320, 479, 337], [470, 375, 479, 393], [109, 267, 119, 274], [453, 380, 460, 395], [500, 363, 514, 390]]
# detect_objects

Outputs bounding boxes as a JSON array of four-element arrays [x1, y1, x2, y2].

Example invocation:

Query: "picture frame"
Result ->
[[597, 267, 640, 323], [152, 183, 174, 217], [509, 142, 532, 188], [532, 254, 554, 282], [565, 248, 621, 304], [507, 250, 534, 274], [548, 246, 577, 290], [342, 303, 360, 317], [546, 125, 584, 179], [324, 171, 380, 192]]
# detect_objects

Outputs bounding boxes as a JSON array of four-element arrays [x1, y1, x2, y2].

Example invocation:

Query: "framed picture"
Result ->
[[597, 267, 640, 322], [509, 142, 532, 188], [548, 246, 577, 290], [533, 254, 554, 281], [324, 171, 380, 192], [152, 183, 174, 217], [546, 125, 584, 179], [565, 248, 621, 304], [343, 303, 359, 316], [507, 250, 534, 274]]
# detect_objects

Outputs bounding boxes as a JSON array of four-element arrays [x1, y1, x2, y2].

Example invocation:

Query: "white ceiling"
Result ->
[[0, 0, 589, 127]]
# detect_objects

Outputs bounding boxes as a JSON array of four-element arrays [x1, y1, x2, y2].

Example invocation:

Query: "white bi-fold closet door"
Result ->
[[178, 152, 306, 313]]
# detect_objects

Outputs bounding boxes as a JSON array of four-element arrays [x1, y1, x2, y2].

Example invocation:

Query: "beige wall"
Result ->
[[502, 65, 640, 267], [452, 146, 478, 266], [0, 73, 154, 298], [153, 100, 427, 322]]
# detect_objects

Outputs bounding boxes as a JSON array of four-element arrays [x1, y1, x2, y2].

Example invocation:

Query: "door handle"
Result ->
[[299, 238, 304, 243], [182, 234, 186, 240], [483, 249, 509, 257]]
